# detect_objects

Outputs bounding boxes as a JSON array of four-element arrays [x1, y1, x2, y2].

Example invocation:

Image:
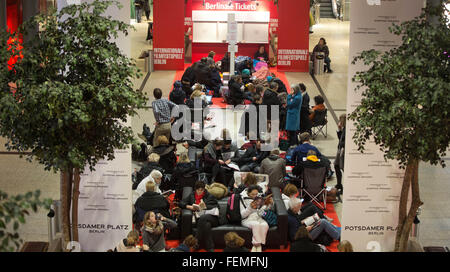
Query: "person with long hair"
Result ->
[[223, 232, 249, 252], [313, 37, 333, 73], [141, 211, 177, 252], [286, 84, 303, 147], [113, 230, 141, 252], [290, 226, 325, 252]]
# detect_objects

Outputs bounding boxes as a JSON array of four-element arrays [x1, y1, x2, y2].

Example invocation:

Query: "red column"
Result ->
[[153, 0, 185, 70], [277, 0, 309, 72]]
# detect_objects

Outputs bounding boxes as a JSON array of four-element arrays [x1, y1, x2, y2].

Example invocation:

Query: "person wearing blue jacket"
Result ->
[[286, 84, 302, 147]]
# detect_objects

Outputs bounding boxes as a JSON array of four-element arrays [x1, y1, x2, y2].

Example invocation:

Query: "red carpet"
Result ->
[[172, 63, 292, 109]]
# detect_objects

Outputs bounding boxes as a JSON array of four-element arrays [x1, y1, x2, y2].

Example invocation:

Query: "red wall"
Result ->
[[192, 42, 269, 64], [153, 0, 185, 70], [277, 0, 309, 72]]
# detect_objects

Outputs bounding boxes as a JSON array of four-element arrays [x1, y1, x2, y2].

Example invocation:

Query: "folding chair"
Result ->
[[300, 166, 328, 210], [311, 108, 328, 139]]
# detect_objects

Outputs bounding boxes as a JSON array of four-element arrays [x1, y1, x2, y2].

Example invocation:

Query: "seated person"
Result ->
[[191, 83, 211, 105], [238, 139, 270, 173], [287, 197, 329, 241], [113, 230, 140, 252], [171, 153, 198, 201], [293, 150, 328, 178], [169, 80, 186, 105], [239, 94, 262, 140], [202, 139, 229, 186], [179, 181, 220, 252], [135, 181, 171, 224], [287, 198, 340, 245], [241, 69, 252, 85], [240, 184, 274, 252], [181, 64, 196, 97], [267, 75, 288, 94], [292, 133, 333, 178], [133, 169, 162, 204], [223, 232, 249, 252], [243, 83, 256, 102], [134, 153, 165, 188], [236, 59, 253, 75], [183, 130, 209, 163], [169, 235, 198, 252], [207, 63, 222, 98], [313, 38, 333, 73], [309, 95, 326, 122], [254, 44, 269, 62], [290, 226, 326, 252], [233, 172, 258, 194], [228, 75, 246, 106], [148, 136, 177, 175], [259, 149, 286, 190], [141, 211, 177, 252]]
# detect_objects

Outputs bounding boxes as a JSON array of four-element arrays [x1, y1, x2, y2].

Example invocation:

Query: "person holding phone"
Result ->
[[141, 211, 177, 252], [240, 185, 274, 252]]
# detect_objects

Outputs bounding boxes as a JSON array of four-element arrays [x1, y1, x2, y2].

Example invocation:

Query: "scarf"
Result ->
[[194, 191, 205, 205], [307, 155, 319, 162]]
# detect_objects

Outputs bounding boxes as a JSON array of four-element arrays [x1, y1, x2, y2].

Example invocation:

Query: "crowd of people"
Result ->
[[123, 40, 345, 253]]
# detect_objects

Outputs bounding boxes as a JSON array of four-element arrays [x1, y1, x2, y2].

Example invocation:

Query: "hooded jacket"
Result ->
[[259, 155, 286, 189], [169, 81, 186, 105]]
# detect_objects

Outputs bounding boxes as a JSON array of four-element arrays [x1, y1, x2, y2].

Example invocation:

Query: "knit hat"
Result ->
[[267, 76, 273, 82], [242, 69, 250, 76]]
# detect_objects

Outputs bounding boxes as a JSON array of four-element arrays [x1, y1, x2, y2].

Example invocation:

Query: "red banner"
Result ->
[[153, 0, 185, 70], [277, 0, 309, 72]]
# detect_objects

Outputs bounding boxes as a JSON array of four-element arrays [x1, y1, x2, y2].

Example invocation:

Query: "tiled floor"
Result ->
[[0, 18, 448, 250]]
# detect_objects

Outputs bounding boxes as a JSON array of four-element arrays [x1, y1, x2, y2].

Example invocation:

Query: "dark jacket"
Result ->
[[239, 103, 260, 139], [254, 51, 269, 62], [171, 163, 199, 200], [238, 144, 269, 167], [207, 68, 222, 94], [149, 145, 177, 174], [194, 62, 211, 86], [169, 81, 186, 105], [337, 128, 345, 150], [313, 44, 330, 58], [223, 246, 249, 252], [229, 79, 245, 106], [220, 55, 230, 73], [135, 162, 165, 187], [300, 92, 312, 132], [263, 89, 280, 106], [242, 74, 252, 85], [202, 142, 222, 172], [179, 190, 219, 210], [292, 143, 322, 163], [290, 237, 323, 252], [182, 65, 196, 87], [135, 191, 171, 220], [273, 78, 287, 94]]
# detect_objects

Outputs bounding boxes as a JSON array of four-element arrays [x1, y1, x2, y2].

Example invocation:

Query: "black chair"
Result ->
[[180, 187, 288, 249], [300, 166, 328, 210], [311, 108, 328, 139]]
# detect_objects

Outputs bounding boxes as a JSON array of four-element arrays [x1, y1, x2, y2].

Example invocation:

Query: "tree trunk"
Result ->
[[394, 160, 413, 251], [60, 170, 73, 251], [394, 160, 423, 252], [71, 168, 81, 242]]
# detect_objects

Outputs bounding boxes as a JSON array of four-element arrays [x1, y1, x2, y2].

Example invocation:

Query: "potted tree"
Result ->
[[0, 0, 146, 250], [349, 2, 449, 252]]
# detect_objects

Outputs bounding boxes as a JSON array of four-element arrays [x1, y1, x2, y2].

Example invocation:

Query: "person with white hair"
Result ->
[[133, 169, 163, 204], [286, 84, 302, 147]]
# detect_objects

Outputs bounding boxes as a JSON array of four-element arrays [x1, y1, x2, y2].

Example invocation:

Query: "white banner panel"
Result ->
[[341, 0, 423, 252]]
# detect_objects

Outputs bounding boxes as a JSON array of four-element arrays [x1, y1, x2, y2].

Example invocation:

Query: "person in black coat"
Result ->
[[262, 81, 281, 122], [171, 153, 199, 201], [207, 66, 222, 97], [334, 114, 346, 192], [239, 93, 262, 139], [299, 83, 312, 134], [169, 80, 186, 105], [223, 232, 249, 252], [179, 181, 219, 252], [149, 136, 177, 175], [313, 38, 333, 73], [269, 77, 287, 94], [194, 58, 211, 86], [290, 226, 325, 252], [182, 65, 196, 97], [134, 153, 165, 189], [202, 139, 230, 186], [135, 181, 171, 224], [254, 44, 269, 62], [220, 52, 230, 73], [238, 140, 269, 173], [229, 75, 245, 106]]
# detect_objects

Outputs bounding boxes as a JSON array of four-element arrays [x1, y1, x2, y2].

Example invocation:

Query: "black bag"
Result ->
[[313, 231, 334, 246], [226, 193, 246, 224], [138, 142, 148, 162]]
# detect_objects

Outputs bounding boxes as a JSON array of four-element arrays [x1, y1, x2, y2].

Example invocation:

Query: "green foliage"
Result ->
[[349, 3, 450, 168], [0, 190, 52, 252], [0, 0, 147, 173]]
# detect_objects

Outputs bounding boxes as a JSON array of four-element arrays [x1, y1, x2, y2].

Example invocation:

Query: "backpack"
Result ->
[[226, 193, 246, 224], [261, 209, 277, 227]]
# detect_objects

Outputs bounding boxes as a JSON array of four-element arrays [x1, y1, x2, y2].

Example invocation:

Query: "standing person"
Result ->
[[286, 84, 302, 147], [134, 0, 143, 23], [254, 45, 269, 62], [262, 81, 281, 129], [334, 114, 346, 193], [142, 0, 151, 21], [151, 88, 178, 147], [313, 38, 333, 73], [240, 185, 274, 252], [259, 149, 286, 191], [141, 211, 177, 252], [220, 52, 230, 73], [299, 83, 312, 134], [179, 181, 219, 252], [239, 94, 262, 140]]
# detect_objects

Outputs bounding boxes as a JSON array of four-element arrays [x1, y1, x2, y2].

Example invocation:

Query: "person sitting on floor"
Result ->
[[309, 95, 326, 122], [133, 169, 162, 204], [169, 235, 198, 252], [171, 153, 198, 201], [223, 232, 249, 252], [135, 181, 172, 224], [202, 139, 230, 186], [169, 80, 186, 105], [207, 62, 222, 97], [228, 75, 246, 106], [241, 69, 252, 85], [113, 230, 141, 252], [148, 135, 177, 175], [259, 148, 286, 191], [240, 184, 274, 252], [290, 226, 326, 252], [141, 211, 177, 252], [179, 181, 220, 252], [238, 139, 270, 173], [254, 44, 269, 62], [134, 153, 165, 189], [243, 82, 256, 102]]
